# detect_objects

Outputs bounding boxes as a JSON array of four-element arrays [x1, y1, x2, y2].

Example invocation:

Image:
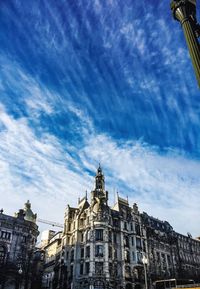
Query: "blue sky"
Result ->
[[0, 0, 200, 237]]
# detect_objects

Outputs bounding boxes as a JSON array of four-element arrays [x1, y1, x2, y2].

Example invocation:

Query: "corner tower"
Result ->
[[91, 165, 108, 209]]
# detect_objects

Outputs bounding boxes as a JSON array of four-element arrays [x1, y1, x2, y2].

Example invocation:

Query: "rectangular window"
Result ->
[[95, 262, 103, 275], [71, 249, 74, 262], [95, 229, 103, 241], [109, 263, 112, 275], [81, 248, 84, 258], [131, 237, 134, 246], [95, 245, 104, 257], [143, 240, 146, 252], [109, 246, 112, 259], [86, 246, 90, 258], [80, 263, 83, 275], [130, 223, 133, 231], [124, 222, 127, 230], [114, 249, 117, 259], [137, 252, 142, 264], [124, 236, 129, 247], [70, 265, 73, 277], [135, 224, 141, 235], [132, 251, 135, 261], [109, 231, 112, 242], [136, 237, 142, 249], [125, 250, 130, 262], [85, 262, 90, 274], [114, 233, 117, 244]]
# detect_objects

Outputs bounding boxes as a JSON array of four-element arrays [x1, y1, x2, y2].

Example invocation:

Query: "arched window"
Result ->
[[0, 246, 6, 265]]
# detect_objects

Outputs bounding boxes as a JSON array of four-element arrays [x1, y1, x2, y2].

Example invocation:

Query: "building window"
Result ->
[[71, 249, 74, 262], [130, 223, 133, 231], [109, 263, 113, 275], [131, 237, 134, 246], [114, 249, 117, 259], [124, 222, 127, 230], [80, 263, 83, 275], [86, 246, 90, 258], [125, 250, 130, 262], [113, 219, 119, 227], [70, 265, 73, 277], [109, 246, 112, 259], [95, 229, 103, 241], [85, 262, 90, 274], [81, 248, 84, 259], [0, 231, 11, 240], [81, 233, 84, 242], [95, 245, 104, 257], [114, 233, 117, 244], [109, 231, 112, 242], [135, 224, 141, 235], [95, 262, 103, 275], [137, 252, 142, 264], [124, 236, 129, 247], [132, 251, 135, 261], [143, 240, 146, 252], [0, 246, 6, 264], [86, 230, 90, 241], [136, 237, 142, 249]]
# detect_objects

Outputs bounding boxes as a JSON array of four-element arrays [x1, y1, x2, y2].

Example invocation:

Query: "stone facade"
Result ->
[[142, 212, 200, 284], [0, 201, 39, 289], [60, 166, 147, 289]]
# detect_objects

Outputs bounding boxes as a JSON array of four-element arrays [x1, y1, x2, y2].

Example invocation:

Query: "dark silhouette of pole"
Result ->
[[171, 0, 200, 87]]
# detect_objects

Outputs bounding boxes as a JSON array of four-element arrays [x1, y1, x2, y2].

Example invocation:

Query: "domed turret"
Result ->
[[24, 200, 37, 223]]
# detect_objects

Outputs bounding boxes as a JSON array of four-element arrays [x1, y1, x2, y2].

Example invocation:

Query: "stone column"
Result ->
[[171, 0, 200, 87]]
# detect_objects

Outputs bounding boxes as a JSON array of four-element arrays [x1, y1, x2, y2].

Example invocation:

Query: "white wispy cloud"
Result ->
[[1, 93, 200, 237], [0, 54, 200, 238]]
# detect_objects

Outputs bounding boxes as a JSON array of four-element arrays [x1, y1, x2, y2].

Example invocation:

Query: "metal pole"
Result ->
[[144, 263, 148, 289], [171, 0, 200, 87]]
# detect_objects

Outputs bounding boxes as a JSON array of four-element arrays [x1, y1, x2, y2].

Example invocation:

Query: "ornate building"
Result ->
[[142, 213, 200, 284], [0, 201, 39, 289], [60, 165, 147, 289], [40, 166, 200, 289]]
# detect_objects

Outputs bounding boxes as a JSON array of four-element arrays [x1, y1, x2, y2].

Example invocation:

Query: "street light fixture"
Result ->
[[170, 0, 200, 87], [18, 268, 23, 275], [142, 255, 148, 289]]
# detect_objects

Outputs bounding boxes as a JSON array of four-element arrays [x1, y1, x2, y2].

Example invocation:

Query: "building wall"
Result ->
[[60, 166, 147, 289], [0, 203, 39, 289]]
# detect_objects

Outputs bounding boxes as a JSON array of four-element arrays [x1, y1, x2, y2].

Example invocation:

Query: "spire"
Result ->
[[91, 165, 108, 206], [95, 164, 105, 191]]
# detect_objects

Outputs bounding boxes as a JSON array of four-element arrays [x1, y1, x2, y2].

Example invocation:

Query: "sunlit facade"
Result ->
[[61, 166, 147, 289]]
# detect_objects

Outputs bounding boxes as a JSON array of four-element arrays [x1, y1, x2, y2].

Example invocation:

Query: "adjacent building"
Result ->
[[0, 201, 39, 289]]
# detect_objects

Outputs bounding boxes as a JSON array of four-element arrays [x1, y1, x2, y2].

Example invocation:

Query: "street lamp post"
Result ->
[[142, 255, 148, 289], [170, 0, 200, 87], [17, 266, 23, 289]]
